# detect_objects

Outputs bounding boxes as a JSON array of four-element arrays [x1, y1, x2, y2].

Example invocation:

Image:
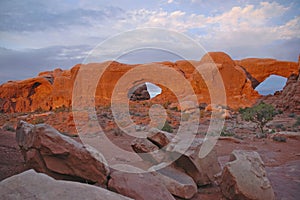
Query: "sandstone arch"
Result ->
[[236, 58, 299, 88]]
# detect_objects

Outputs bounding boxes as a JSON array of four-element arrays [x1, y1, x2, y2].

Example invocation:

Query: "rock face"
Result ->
[[108, 171, 176, 200], [128, 83, 150, 101], [220, 150, 275, 200], [236, 58, 299, 88], [16, 120, 109, 186], [168, 138, 221, 186], [0, 52, 297, 112], [132, 130, 221, 187], [153, 166, 197, 199], [0, 169, 133, 200], [262, 69, 300, 113]]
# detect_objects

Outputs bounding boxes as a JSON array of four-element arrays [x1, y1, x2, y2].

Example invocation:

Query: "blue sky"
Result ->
[[0, 0, 299, 83]]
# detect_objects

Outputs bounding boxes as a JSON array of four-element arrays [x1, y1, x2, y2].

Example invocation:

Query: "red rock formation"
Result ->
[[192, 52, 260, 108], [262, 69, 300, 114], [236, 58, 299, 88], [0, 52, 297, 113], [259, 57, 300, 113], [0, 77, 52, 113]]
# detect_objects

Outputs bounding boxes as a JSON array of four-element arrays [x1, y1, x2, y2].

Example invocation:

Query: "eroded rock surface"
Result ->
[[16, 120, 109, 186], [108, 171, 176, 200], [220, 150, 275, 200], [2, 52, 295, 112], [0, 169, 132, 200]]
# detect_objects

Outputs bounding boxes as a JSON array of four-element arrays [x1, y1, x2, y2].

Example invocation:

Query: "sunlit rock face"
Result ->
[[0, 52, 298, 113]]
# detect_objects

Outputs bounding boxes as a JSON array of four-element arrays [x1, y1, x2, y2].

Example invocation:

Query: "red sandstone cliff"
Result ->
[[0, 52, 297, 113], [262, 68, 300, 113], [235, 58, 298, 88]]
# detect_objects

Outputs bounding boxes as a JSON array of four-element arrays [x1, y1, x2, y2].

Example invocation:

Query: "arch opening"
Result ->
[[255, 75, 287, 96], [128, 82, 162, 101], [145, 82, 162, 99]]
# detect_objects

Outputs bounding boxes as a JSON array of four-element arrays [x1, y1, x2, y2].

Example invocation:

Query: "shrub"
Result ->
[[239, 102, 276, 135], [288, 113, 296, 118], [162, 121, 173, 133], [273, 136, 287, 142], [3, 125, 15, 132], [32, 117, 45, 124], [293, 116, 300, 127], [220, 126, 235, 137], [274, 123, 284, 130]]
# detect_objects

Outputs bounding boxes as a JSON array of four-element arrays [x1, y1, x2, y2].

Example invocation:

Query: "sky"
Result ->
[[255, 75, 287, 95], [0, 0, 299, 84]]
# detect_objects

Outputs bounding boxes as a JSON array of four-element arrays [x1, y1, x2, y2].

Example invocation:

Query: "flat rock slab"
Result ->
[[131, 138, 164, 164], [220, 150, 275, 200], [167, 138, 221, 186], [0, 170, 133, 200], [153, 165, 197, 199], [147, 128, 174, 148], [108, 171, 176, 200], [266, 160, 300, 200]]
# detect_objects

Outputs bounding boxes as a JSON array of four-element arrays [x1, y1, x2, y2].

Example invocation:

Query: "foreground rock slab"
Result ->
[[220, 150, 275, 200], [167, 138, 221, 186], [16, 120, 109, 186], [108, 171, 176, 200], [153, 165, 197, 199], [0, 170, 132, 200]]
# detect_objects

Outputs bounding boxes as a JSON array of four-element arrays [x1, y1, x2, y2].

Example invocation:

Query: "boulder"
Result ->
[[108, 171, 176, 200], [147, 128, 174, 148], [16, 121, 109, 186], [128, 83, 150, 101], [0, 170, 133, 200], [153, 165, 197, 199], [131, 138, 164, 164], [167, 138, 221, 186], [220, 150, 275, 200]]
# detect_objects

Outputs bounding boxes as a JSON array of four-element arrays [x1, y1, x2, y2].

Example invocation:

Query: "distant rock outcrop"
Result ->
[[262, 69, 300, 113], [0, 52, 298, 112], [128, 83, 150, 101]]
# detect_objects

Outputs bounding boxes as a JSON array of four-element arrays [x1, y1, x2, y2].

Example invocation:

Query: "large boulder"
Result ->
[[128, 83, 150, 101], [167, 138, 221, 186], [16, 121, 109, 186], [131, 138, 164, 164], [0, 170, 133, 200], [146, 128, 174, 148], [108, 171, 176, 200], [132, 131, 221, 187], [152, 165, 197, 199], [220, 150, 275, 200]]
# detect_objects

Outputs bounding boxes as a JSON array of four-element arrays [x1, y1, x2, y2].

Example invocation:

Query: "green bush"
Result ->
[[293, 117, 300, 127], [239, 102, 276, 135], [32, 117, 45, 124], [162, 121, 173, 133], [3, 125, 15, 132], [288, 113, 296, 118]]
